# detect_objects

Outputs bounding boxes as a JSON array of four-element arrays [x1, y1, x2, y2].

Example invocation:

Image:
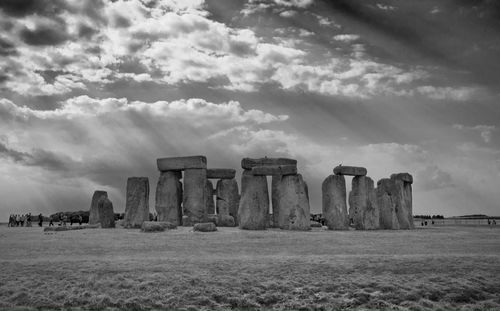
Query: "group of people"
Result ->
[[8, 213, 44, 227]]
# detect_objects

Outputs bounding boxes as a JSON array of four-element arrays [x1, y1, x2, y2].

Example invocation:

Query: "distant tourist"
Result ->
[[493, 220, 497, 226], [49, 218, 54, 226], [26, 213, 32, 227], [78, 215, 83, 225], [38, 214, 43, 227]]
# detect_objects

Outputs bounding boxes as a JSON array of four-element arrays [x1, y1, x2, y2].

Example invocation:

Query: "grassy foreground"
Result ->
[[0, 225, 499, 310]]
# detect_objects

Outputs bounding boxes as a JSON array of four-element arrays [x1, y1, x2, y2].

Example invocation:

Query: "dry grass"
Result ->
[[0, 225, 499, 310]]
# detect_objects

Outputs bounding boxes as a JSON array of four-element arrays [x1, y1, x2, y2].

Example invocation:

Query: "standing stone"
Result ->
[[89, 190, 107, 225], [238, 170, 269, 230], [155, 171, 183, 226], [376, 178, 400, 229], [205, 180, 215, 214], [349, 176, 379, 230], [97, 197, 115, 228], [322, 175, 349, 230], [271, 176, 280, 228], [183, 168, 207, 225], [273, 174, 311, 230], [216, 178, 240, 225], [391, 173, 414, 229], [124, 177, 150, 228]]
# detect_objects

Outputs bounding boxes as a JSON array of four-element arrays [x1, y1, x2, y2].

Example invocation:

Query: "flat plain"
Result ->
[[0, 224, 499, 310]]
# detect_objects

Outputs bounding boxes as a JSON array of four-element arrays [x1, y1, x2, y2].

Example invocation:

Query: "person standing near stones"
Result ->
[[78, 215, 83, 225], [38, 213, 43, 227]]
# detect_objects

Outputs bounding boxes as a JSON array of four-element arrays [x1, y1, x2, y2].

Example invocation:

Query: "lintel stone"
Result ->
[[207, 168, 236, 179], [157, 156, 207, 171], [390, 172, 413, 184], [333, 165, 367, 176], [241, 157, 297, 170], [251, 165, 297, 176]]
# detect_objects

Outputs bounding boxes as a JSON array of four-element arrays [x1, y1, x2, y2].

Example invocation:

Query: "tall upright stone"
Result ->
[[322, 175, 349, 230], [97, 197, 115, 228], [155, 171, 183, 225], [391, 173, 414, 229], [272, 174, 311, 230], [89, 190, 107, 225], [349, 176, 379, 230], [124, 177, 149, 228], [376, 178, 400, 229], [238, 170, 269, 230], [205, 179, 215, 214], [271, 176, 280, 228], [183, 168, 207, 225], [216, 178, 240, 224]]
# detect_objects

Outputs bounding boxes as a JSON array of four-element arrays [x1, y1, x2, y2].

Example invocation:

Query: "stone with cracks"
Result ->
[[322, 175, 349, 230], [141, 221, 177, 232], [207, 169, 236, 179], [216, 178, 240, 224], [251, 165, 297, 176], [241, 157, 297, 169], [205, 180, 216, 214], [391, 173, 414, 229], [155, 171, 183, 226], [376, 178, 400, 229], [183, 168, 207, 224], [333, 165, 367, 176], [89, 190, 107, 225], [238, 170, 269, 230], [124, 177, 150, 228], [193, 222, 217, 232], [217, 215, 235, 227], [349, 176, 379, 230], [97, 197, 115, 228], [272, 174, 311, 230], [157, 155, 207, 171]]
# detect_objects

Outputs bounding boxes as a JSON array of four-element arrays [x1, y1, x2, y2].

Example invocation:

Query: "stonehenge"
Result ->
[[89, 190, 107, 225], [97, 196, 115, 228], [124, 177, 150, 228], [322, 175, 349, 230], [349, 176, 379, 230], [216, 178, 239, 225], [155, 171, 183, 225], [238, 157, 311, 231]]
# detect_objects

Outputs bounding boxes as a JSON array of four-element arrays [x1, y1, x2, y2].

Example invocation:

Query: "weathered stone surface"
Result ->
[[333, 165, 367, 176], [241, 157, 297, 170], [124, 177, 150, 228], [207, 168, 236, 179], [97, 197, 115, 228], [89, 190, 107, 225], [141, 221, 177, 232], [217, 215, 235, 227], [391, 174, 414, 229], [216, 178, 240, 224], [193, 222, 217, 232], [376, 178, 400, 229], [251, 165, 297, 176], [205, 180, 215, 214], [181, 215, 191, 226], [272, 174, 311, 230], [271, 176, 280, 228], [206, 214, 218, 225], [391, 172, 413, 184], [183, 168, 207, 224], [155, 171, 183, 226], [157, 155, 207, 171], [238, 170, 269, 230], [322, 175, 349, 230], [349, 176, 379, 230]]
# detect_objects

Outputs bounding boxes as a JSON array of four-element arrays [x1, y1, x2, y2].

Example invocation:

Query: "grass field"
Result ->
[[0, 225, 499, 310]]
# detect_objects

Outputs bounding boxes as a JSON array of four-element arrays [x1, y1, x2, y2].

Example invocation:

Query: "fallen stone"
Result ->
[[322, 175, 349, 230], [238, 169, 269, 230], [251, 165, 297, 176], [124, 177, 150, 228], [89, 190, 107, 225], [183, 168, 207, 224], [193, 222, 217, 232], [272, 174, 311, 230], [155, 171, 183, 226], [349, 176, 379, 230], [376, 178, 400, 229], [206, 168, 236, 179], [391, 172, 413, 184], [310, 221, 322, 228], [97, 197, 115, 228], [141, 221, 177, 232], [205, 180, 216, 214], [206, 214, 218, 225], [391, 174, 414, 229], [216, 178, 240, 225], [43, 225, 98, 232], [157, 155, 207, 171], [241, 157, 297, 170], [333, 165, 367, 176]]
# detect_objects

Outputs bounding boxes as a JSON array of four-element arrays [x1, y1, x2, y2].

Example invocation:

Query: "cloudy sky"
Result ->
[[1, 0, 499, 220]]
